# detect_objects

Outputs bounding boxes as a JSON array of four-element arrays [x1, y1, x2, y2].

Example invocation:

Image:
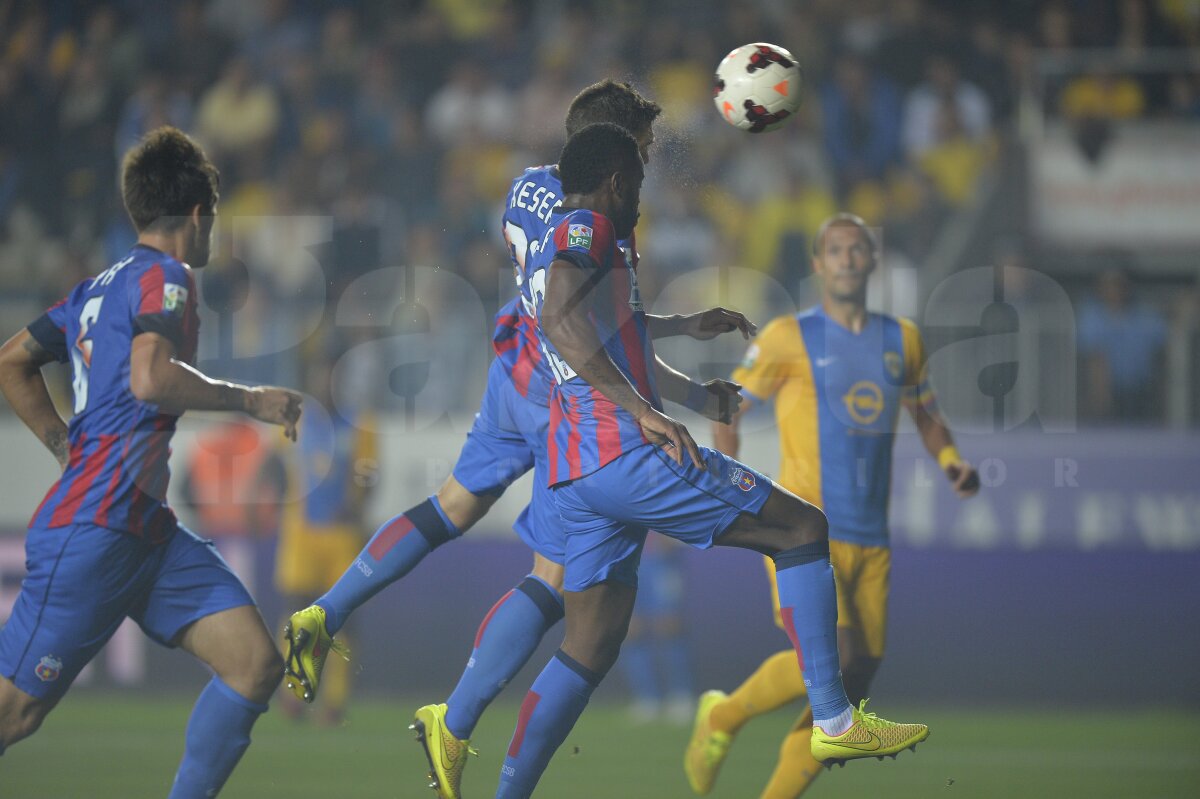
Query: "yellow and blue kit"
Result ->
[[275, 410, 377, 596], [733, 306, 933, 657]]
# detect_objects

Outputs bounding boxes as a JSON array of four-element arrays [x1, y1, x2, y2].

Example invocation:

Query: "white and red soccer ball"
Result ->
[[713, 43, 804, 133]]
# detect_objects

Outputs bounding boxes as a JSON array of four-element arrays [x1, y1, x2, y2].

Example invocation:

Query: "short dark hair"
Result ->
[[565, 79, 662, 138], [559, 123, 643, 195], [121, 126, 220, 232], [813, 213, 878, 256]]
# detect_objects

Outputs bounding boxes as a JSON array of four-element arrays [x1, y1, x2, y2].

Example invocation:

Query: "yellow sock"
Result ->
[[710, 649, 807, 734], [760, 706, 821, 799], [321, 631, 351, 718]]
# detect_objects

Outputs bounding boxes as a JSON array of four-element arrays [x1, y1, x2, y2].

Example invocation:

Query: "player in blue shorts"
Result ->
[[492, 123, 931, 798], [280, 81, 752, 798], [0, 127, 302, 798]]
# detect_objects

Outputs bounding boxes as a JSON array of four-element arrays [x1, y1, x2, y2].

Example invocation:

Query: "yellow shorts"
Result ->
[[766, 540, 891, 659], [274, 522, 363, 597]]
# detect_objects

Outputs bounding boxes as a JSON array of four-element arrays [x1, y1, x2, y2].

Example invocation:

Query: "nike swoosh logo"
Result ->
[[824, 733, 881, 752], [816, 357, 836, 367], [439, 743, 458, 771]]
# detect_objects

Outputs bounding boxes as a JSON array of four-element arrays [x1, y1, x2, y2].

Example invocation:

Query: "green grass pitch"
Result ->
[[3, 694, 1198, 798]]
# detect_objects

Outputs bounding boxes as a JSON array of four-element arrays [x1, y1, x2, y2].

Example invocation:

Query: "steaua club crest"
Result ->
[[35, 654, 63, 682], [730, 466, 757, 492]]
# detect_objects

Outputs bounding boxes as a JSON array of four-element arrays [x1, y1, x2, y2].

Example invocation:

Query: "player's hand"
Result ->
[[698, 379, 743, 424], [945, 461, 980, 498], [636, 405, 704, 469], [680, 308, 758, 341], [247, 386, 303, 441]]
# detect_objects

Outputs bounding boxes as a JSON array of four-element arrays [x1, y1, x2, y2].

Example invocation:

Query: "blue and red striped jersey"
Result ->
[[26, 244, 200, 541], [497, 164, 637, 406], [529, 209, 660, 485]]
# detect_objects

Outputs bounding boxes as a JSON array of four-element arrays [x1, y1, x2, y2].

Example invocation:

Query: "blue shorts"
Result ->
[[0, 523, 253, 701], [553, 444, 774, 592], [452, 358, 563, 564]]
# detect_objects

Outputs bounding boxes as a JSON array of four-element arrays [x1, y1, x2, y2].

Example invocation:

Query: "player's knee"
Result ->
[[0, 697, 49, 748], [772, 503, 828, 552], [237, 645, 283, 703]]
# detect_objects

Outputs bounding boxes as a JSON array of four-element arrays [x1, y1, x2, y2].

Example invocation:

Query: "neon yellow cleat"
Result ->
[[684, 690, 735, 795], [410, 703, 476, 799], [281, 605, 349, 703], [810, 700, 929, 768]]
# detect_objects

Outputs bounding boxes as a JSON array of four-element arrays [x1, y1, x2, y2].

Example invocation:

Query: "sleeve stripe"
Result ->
[[137, 263, 165, 315]]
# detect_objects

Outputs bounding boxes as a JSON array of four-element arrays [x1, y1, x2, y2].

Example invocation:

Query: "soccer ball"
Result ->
[[713, 43, 803, 133]]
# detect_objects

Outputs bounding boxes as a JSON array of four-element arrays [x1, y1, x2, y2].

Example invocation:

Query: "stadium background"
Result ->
[[1, 0, 1198, 797]]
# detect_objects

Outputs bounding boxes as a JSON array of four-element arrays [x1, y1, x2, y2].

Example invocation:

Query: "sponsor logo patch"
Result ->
[[35, 654, 63, 682], [567, 223, 593, 249], [163, 283, 188, 315], [884, 351, 903, 380], [740, 344, 760, 370], [730, 466, 757, 492]]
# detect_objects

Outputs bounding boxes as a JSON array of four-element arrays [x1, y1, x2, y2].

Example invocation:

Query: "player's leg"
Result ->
[[414, 552, 564, 799], [441, 552, 565, 740], [495, 481, 646, 799], [0, 678, 53, 752], [497, 579, 639, 799], [169, 606, 281, 799], [836, 543, 889, 706], [130, 526, 275, 799], [760, 707, 821, 799]]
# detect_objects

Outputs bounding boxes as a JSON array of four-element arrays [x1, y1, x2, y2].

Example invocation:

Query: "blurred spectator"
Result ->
[[196, 55, 281, 181], [1061, 70, 1147, 120], [916, 100, 996, 207], [425, 60, 514, 146], [902, 52, 992, 159], [1078, 265, 1168, 422], [820, 52, 903, 195], [114, 69, 194, 161]]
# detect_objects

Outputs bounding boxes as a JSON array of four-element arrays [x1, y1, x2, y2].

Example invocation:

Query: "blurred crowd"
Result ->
[[0, 0, 1196, 421]]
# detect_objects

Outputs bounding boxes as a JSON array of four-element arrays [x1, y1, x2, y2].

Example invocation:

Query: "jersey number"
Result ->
[[71, 297, 103, 413], [526, 268, 578, 384]]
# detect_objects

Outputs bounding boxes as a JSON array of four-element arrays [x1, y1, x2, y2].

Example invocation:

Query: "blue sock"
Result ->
[[317, 497, 458, 635], [617, 634, 660, 706], [773, 541, 850, 724], [495, 650, 602, 799], [660, 634, 695, 701], [168, 676, 267, 799], [444, 575, 564, 740]]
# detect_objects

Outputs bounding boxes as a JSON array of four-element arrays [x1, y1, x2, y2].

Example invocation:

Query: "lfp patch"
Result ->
[[567, 223, 593, 249], [163, 283, 188, 315], [730, 466, 756, 492], [35, 654, 63, 682]]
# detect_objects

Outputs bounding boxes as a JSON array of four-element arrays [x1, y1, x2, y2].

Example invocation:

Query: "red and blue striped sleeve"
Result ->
[[129, 260, 195, 353], [552, 211, 616, 273], [27, 297, 70, 363]]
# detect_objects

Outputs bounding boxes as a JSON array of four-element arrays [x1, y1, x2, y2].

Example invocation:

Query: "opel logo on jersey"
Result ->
[[843, 380, 885, 425]]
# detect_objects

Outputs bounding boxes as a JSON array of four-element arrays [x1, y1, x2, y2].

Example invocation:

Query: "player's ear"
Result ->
[[189, 204, 203, 229]]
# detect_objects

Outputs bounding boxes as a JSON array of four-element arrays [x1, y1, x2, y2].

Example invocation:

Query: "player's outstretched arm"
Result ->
[[647, 308, 758, 341], [543, 259, 702, 468], [906, 399, 979, 498], [130, 332, 303, 440], [653, 354, 742, 424], [711, 396, 753, 461], [0, 329, 70, 469]]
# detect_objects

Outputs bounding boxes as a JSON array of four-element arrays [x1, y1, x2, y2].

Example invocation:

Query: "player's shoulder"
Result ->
[[747, 313, 805, 355], [509, 163, 560, 192], [889, 314, 922, 341]]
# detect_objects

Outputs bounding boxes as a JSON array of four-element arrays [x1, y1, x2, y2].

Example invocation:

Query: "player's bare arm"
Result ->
[[906, 399, 979, 498], [653, 355, 743, 424], [542, 258, 702, 468], [647, 308, 758, 341], [0, 329, 71, 469], [130, 332, 303, 440]]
